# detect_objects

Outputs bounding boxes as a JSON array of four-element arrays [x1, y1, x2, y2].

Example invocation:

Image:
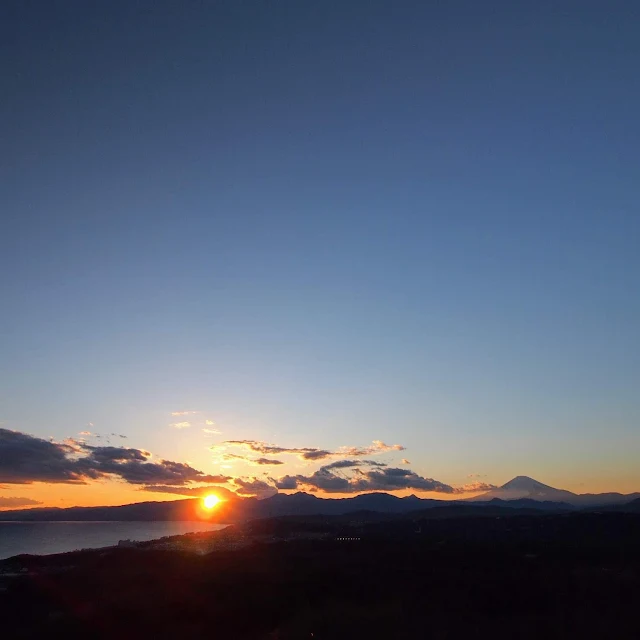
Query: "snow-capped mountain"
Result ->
[[470, 476, 640, 507]]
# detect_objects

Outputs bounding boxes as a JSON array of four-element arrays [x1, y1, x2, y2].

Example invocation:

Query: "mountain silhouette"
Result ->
[[470, 476, 640, 507], [1, 480, 639, 522]]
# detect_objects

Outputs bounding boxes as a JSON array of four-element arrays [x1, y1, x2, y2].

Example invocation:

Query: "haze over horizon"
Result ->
[[2, 1, 639, 510]]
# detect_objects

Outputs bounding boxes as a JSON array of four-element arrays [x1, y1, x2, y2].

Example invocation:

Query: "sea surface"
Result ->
[[0, 521, 228, 560]]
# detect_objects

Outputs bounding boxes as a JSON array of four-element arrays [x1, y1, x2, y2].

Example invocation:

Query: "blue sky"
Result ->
[[1, 1, 639, 505]]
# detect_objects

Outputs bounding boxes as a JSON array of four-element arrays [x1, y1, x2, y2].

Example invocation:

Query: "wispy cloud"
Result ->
[[222, 453, 284, 466], [0, 496, 43, 508], [205, 420, 215, 425], [458, 481, 496, 493], [338, 440, 406, 456], [170, 422, 191, 429], [254, 457, 284, 465], [78, 431, 93, 436], [171, 411, 199, 416], [401, 458, 411, 464], [217, 440, 333, 461], [202, 428, 222, 435], [213, 439, 406, 463]]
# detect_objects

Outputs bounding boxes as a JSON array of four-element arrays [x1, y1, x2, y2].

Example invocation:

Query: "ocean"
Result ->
[[0, 521, 228, 560]]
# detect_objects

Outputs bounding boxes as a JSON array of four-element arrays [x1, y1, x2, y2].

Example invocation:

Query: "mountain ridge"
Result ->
[[1, 477, 639, 521], [469, 475, 640, 507]]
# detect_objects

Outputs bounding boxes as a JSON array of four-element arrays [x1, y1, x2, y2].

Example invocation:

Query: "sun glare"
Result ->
[[203, 494, 220, 510]]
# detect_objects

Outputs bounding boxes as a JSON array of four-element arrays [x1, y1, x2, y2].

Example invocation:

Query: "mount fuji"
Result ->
[[470, 476, 640, 507]]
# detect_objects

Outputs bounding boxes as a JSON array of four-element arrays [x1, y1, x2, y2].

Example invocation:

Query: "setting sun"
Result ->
[[203, 494, 220, 510]]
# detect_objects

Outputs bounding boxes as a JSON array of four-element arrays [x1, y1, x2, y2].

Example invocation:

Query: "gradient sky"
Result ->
[[1, 1, 639, 508]]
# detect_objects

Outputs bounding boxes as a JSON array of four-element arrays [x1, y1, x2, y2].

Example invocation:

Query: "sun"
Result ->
[[203, 494, 220, 510]]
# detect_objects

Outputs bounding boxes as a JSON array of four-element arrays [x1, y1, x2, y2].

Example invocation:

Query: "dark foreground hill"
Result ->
[[1, 512, 639, 639]]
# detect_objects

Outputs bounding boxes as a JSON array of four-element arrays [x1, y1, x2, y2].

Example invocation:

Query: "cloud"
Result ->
[[170, 422, 191, 429], [272, 476, 298, 490], [401, 459, 411, 464], [232, 477, 278, 499], [222, 453, 285, 466], [0, 496, 43, 508], [271, 461, 457, 495], [467, 473, 488, 478], [78, 431, 93, 436], [202, 428, 222, 435], [457, 482, 497, 493], [350, 468, 454, 493], [171, 411, 199, 416], [0, 428, 229, 489], [84, 446, 150, 463], [338, 440, 406, 456], [214, 439, 405, 463], [320, 459, 387, 471], [0, 429, 98, 484], [218, 440, 333, 461], [205, 420, 215, 425], [254, 457, 284, 466]]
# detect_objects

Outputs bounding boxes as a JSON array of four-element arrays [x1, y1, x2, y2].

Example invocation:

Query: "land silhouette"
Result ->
[[1, 476, 638, 523], [1, 476, 640, 638]]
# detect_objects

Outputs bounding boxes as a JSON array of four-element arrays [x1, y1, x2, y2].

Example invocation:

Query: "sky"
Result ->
[[1, 1, 639, 509]]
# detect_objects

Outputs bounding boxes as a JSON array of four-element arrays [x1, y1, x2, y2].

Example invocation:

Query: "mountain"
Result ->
[[470, 476, 640, 507], [0, 492, 450, 523], [2, 482, 639, 522], [592, 497, 640, 513], [472, 497, 574, 511], [469, 476, 578, 503], [572, 492, 640, 507], [252, 492, 444, 517]]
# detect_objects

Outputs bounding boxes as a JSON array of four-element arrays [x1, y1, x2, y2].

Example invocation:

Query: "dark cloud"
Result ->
[[222, 453, 285, 466], [232, 477, 278, 499], [0, 428, 229, 489], [0, 428, 95, 484], [0, 496, 43, 508], [83, 446, 150, 463], [271, 462, 459, 495], [350, 468, 455, 493], [321, 459, 387, 471], [272, 475, 298, 490]]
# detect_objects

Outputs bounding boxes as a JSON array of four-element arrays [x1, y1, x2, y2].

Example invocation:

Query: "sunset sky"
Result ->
[[1, 1, 639, 509]]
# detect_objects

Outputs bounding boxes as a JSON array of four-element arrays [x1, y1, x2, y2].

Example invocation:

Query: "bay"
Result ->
[[0, 521, 228, 560]]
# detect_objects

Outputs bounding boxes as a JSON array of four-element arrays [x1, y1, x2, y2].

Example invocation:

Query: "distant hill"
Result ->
[[0, 492, 447, 523], [1, 480, 638, 522], [472, 497, 574, 511], [593, 497, 640, 513], [469, 476, 640, 507], [0, 499, 208, 522]]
